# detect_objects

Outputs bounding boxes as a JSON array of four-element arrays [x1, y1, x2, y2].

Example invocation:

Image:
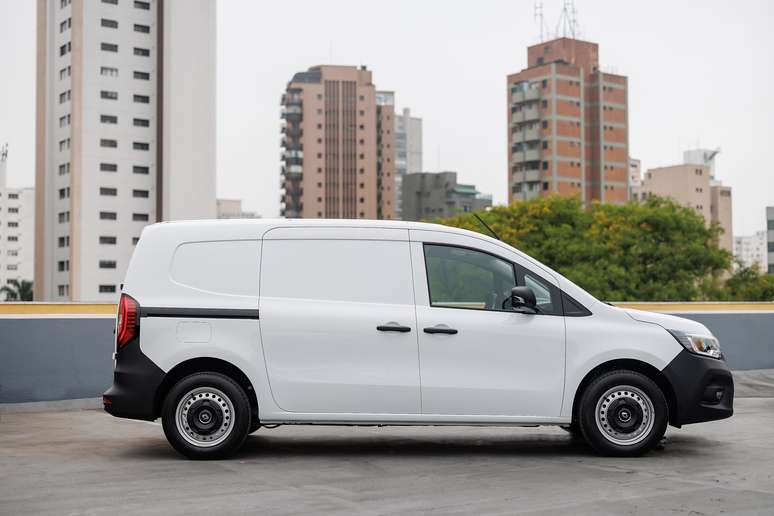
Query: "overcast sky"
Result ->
[[1, 0, 772, 235]]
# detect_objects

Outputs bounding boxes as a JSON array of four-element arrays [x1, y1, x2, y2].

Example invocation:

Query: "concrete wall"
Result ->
[[1, 304, 773, 404]]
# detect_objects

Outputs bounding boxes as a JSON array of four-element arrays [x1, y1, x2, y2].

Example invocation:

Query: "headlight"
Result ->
[[667, 329, 722, 359]]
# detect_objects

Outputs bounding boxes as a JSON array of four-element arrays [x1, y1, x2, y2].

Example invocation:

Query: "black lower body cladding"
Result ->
[[103, 336, 165, 421], [662, 349, 734, 426]]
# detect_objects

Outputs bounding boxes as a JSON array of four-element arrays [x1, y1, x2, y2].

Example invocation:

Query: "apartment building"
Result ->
[[768, 207, 774, 274], [507, 37, 629, 204], [0, 147, 35, 292], [216, 198, 260, 220], [628, 157, 642, 196], [394, 108, 422, 219], [733, 231, 767, 271], [35, 0, 216, 301], [279, 65, 395, 220], [633, 154, 733, 252], [401, 171, 492, 222]]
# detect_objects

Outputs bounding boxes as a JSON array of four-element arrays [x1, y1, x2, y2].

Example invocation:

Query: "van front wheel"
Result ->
[[578, 370, 668, 457], [162, 372, 251, 460]]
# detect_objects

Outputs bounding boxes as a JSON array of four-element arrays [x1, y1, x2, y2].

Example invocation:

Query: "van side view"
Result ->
[[103, 219, 733, 459]]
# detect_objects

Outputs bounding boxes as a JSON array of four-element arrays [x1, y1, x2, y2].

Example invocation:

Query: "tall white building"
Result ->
[[733, 231, 767, 271], [35, 0, 216, 301], [767, 207, 774, 274], [394, 108, 422, 220], [0, 146, 35, 294]]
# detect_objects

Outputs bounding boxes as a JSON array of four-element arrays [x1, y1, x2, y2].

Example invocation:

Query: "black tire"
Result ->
[[560, 422, 583, 440], [578, 370, 668, 457], [162, 372, 251, 460]]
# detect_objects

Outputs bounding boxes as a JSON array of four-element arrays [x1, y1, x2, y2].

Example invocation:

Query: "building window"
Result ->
[[100, 236, 117, 245], [8, 221, 19, 228], [542, 161, 549, 170], [100, 139, 117, 148], [100, 163, 118, 172], [133, 165, 149, 174], [101, 90, 118, 100], [59, 114, 71, 127], [101, 18, 119, 29], [132, 237, 140, 245], [133, 118, 149, 127], [100, 211, 117, 220], [132, 189, 149, 198], [58, 236, 70, 248], [100, 187, 118, 196], [99, 260, 117, 269], [58, 138, 71, 151], [134, 1, 150, 9], [58, 163, 71, 175], [57, 211, 70, 223], [133, 47, 150, 57], [133, 94, 150, 104], [57, 260, 69, 272], [59, 66, 71, 80], [100, 114, 118, 124], [99, 285, 117, 293], [58, 187, 70, 199], [133, 213, 150, 222], [133, 23, 150, 33], [59, 42, 71, 56], [59, 90, 71, 103], [133, 142, 149, 151], [7, 236, 19, 242], [59, 18, 71, 33], [60, 0, 71, 7], [133, 71, 150, 80], [101, 42, 119, 53], [100, 66, 119, 77], [542, 120, 548, 129]]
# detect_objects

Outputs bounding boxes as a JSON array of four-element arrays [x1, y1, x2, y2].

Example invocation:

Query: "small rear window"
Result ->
[[561, 292, 592, 317], [170, 240, 259, 297]]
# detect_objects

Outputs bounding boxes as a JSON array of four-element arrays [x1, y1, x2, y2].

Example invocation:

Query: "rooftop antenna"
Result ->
[[473, 212, 502, 241], [534, 2, 547, 42], [556, 0, 578, 39]]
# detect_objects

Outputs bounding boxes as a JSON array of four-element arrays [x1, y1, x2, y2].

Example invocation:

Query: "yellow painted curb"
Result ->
[[0, 303, 116, 315]]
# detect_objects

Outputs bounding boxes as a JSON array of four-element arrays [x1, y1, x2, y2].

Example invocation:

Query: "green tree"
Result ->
[[721, 265, 774, 301], [436, 195, 731, 302], [0, 279, 34, 302]]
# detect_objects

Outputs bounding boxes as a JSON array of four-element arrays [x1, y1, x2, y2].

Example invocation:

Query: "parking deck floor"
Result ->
[[1, 398, 773, 515]]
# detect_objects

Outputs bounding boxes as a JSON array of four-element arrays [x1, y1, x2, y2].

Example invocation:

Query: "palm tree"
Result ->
[[0, 279, 34, 301]]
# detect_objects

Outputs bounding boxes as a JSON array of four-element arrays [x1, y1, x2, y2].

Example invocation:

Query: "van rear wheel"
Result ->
[[162, 372, 250, 460], [578, 370, 668, 457]]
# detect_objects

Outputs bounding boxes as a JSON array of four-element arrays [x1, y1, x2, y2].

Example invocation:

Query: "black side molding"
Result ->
[[140, 307, 260, 319]]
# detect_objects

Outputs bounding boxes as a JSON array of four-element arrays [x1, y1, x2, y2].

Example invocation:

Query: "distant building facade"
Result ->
[[628, 158, 642, 198], [394, 108, 422, 219], [279, 65, 395, 220], [768, 207, 774, 274], [401, 171, 492, 221], [0, 146, 35, 292], [35, 0, 217, 301], [507, 37, 629, 204], [632, 150, 733, 252], [216, 199, 260, 219], [733, 231, 767, 271]]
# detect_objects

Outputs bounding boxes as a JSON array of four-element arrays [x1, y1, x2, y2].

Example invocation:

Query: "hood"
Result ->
[[620, 307, 712, 336]]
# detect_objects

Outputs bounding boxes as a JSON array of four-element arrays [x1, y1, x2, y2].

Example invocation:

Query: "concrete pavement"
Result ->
[[1, 399, 773, 515]]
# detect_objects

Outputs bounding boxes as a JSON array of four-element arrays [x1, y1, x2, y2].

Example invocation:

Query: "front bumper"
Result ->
[[662, 349, 734, 427], [103, 337, 165, 421]]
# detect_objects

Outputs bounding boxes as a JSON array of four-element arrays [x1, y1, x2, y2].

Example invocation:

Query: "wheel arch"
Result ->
[[154, 357, 259, 425], [571, 358, 680, 427]]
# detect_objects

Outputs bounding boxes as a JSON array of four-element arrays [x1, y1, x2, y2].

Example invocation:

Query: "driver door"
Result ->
[[410, 230, 565, 418]]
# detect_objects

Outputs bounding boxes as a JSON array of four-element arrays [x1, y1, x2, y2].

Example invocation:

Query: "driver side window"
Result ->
[[424, 244, 516, 312]]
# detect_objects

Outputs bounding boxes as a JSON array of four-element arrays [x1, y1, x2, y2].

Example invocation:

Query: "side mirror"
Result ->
[[511, 286, 538, 313]]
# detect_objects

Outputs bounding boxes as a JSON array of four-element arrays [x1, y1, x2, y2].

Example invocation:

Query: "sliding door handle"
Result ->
[[377, 324, 412, 333], [424, 326, 458, 335]]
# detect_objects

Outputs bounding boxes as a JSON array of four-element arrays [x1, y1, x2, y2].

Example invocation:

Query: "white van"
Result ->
[[104, 219, 733, 459]]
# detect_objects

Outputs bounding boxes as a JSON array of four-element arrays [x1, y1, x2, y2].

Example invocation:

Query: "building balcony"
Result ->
[[511, 106, 541, 125], [281, 125, 302, 138], [281, 105, 302, 121], [511, 169, 541, 184], [282, 163, 303, 178], [511, 149, 541, 163], [512, 88, 540, 104], [511, 126, 541, 143]]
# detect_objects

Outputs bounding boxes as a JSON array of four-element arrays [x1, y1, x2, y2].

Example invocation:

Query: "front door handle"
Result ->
[[377, 323, 412, 333], [424, 326, 458, 335]]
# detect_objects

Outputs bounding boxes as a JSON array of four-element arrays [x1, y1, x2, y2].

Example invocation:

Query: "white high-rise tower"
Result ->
[[35, 0, 216, 301]]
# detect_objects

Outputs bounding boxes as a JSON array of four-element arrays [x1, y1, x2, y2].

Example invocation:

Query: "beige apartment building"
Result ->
[[279, 65, 395, 219], [633, 159, 733, 252], [507, 37, 629, 204]]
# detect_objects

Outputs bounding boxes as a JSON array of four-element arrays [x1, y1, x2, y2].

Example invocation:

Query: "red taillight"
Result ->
[[116, 294, 139, 349]]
